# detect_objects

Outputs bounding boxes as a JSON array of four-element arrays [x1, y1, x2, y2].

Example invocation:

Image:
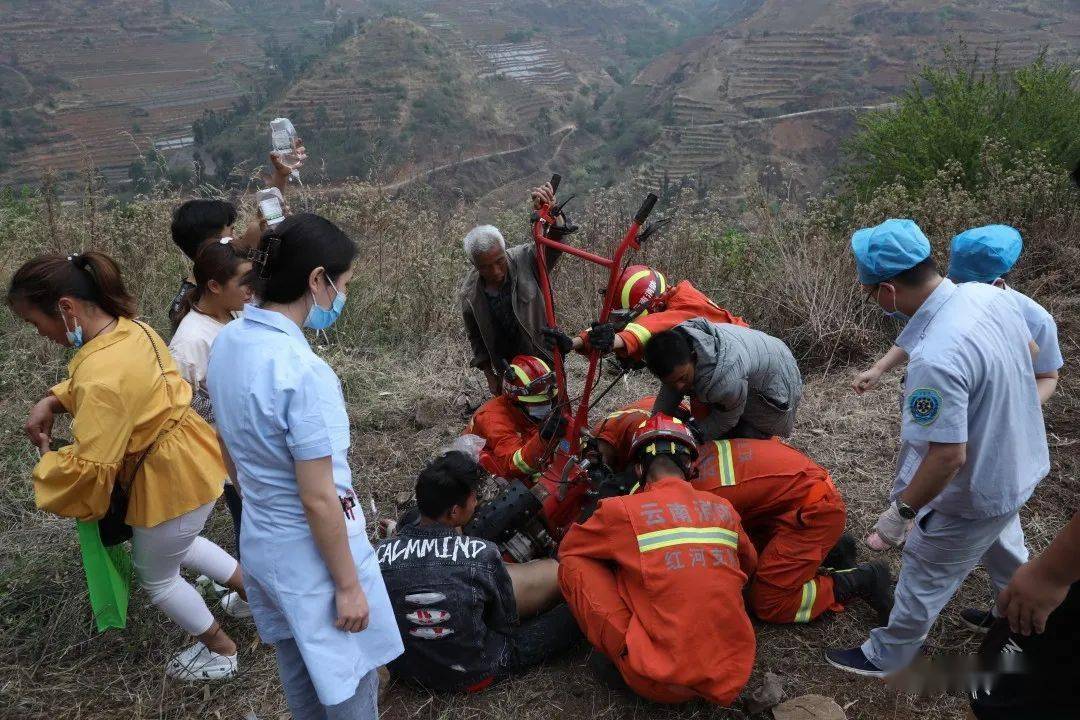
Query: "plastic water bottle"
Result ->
[[255, 188, 285, 226], [270, 117, 300, 181]]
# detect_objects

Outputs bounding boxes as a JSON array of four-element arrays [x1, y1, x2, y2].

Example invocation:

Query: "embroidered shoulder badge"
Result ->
[[908, 388, 943, 426]]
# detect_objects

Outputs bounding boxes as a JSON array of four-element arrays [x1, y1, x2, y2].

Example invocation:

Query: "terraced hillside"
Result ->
[[0, 0, 349, 188], [195, 0, 748, 192], [201, 16, 536, 182], [628, 0, 1080, 196], [2, 0, 752, 193]]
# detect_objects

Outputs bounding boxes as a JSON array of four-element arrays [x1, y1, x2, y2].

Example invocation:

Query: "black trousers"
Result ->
[[970, 582, 1080, 719], [223, 483, 243, 560]]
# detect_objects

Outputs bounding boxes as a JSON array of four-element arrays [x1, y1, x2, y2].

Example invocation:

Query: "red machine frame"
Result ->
[[525, 175, 658, 535]]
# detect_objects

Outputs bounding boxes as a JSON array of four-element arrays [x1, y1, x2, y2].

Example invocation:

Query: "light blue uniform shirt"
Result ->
[[208, 304, 402, 705], [892, 279, 1049, 518], [1003, 285, 1063, 375]]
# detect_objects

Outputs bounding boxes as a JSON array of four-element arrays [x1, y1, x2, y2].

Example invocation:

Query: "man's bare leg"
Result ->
[[504, 558, 562, 618]]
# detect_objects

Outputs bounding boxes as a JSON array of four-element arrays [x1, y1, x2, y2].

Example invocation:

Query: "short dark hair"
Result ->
[[171, 200, 237, 260], [644, 329, 694, 379], [889, 257, 939, 287], [415, 451, 483, 519], [252, 213, 357, 304], [639, 452, 691, 482]]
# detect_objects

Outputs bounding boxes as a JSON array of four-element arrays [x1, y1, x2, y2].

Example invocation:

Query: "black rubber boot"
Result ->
[[822, 532, 858, 571], [833, 561, 894, 626], [588, 652, 629, 692]]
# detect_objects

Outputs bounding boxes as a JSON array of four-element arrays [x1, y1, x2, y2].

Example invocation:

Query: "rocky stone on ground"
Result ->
[[745, 671, 787, 714], [772, 694, 847, 720]]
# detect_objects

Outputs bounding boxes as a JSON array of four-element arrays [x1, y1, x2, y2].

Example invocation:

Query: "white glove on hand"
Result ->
[[868, 503, 913, 549]]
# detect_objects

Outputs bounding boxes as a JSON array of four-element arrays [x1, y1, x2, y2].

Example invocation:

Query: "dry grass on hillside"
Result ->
[[0, 166, 1077, 719]]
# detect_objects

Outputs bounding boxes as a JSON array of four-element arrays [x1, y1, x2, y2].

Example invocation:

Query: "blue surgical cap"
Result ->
[[851, 219, 932, 285], [948, 225, 1022, 283]]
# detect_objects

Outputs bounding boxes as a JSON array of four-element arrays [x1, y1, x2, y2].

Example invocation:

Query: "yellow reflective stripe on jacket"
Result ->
[[512, 448, 535, 474], [604, 407, 650, 421], [624, 322, 652, 346], [795, 580, 817, 623], [636, 526, 738, 553], [714, 440, 736, 486]]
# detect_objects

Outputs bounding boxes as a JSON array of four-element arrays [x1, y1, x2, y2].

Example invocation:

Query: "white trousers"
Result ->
[[863, 508, 1027, 672], [131, 500, 238, 636]]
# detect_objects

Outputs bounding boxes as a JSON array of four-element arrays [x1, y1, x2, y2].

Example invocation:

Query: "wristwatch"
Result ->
[[895, 499, 917, 520]]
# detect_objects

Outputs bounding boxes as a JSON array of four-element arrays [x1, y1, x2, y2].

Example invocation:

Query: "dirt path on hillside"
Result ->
[[690, 102, 898, 130], [472, 124, 579, 206], [380, 124, 576, 193]]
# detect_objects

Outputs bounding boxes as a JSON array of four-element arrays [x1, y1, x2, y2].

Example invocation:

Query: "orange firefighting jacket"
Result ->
[[693, 438, 836, 527], [466, 394, 549, 479], [558, 475, 757, 705], [619, 281, 748, 360], [577, 281, 747, 361], [617, 280, 749, 360]]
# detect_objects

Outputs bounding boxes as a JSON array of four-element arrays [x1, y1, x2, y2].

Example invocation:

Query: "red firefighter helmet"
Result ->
[[617, 264, 668, 316], [502, 355, 557, 405], [628, 413, 698, 462]]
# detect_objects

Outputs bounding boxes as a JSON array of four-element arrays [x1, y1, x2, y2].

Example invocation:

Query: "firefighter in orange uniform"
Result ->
[[549, 265, 748, 361], [694, 438, 892, 625], [466, 355, 565, 480], [558, 414, 757, 705], [590, 396, 655, 473]]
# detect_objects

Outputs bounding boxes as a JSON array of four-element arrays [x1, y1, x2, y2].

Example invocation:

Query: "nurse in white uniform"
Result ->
[[948, 224, 1063, 403], [209, 213, 403, 719], [825, 219, 1049, 677], [859, 224, 1063, 552]]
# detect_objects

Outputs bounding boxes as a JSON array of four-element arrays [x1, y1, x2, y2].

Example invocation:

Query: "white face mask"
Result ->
[[526, 404, 551, 420]]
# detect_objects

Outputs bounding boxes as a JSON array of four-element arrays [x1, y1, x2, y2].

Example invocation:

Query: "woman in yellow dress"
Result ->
[[8, 251, 247, 681]]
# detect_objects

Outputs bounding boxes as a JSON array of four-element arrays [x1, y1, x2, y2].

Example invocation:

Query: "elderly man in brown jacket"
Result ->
[[460, 182, 573, 395]]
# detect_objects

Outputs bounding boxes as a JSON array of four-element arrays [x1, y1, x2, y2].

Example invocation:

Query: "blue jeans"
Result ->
[[275, 638, 380, 720], [862, 508, 1027, 672], [499, 603, 582, 677]]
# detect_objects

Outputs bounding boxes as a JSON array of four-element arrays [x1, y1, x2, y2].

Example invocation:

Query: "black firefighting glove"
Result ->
[[686, 418, 705, 444], [548, 198, 579, 239], [540, 411, 568, 440], [547, 219, 579, 240], [542, 326, 575, 355], [588, 322, 616, 354], [586, 460, 614, 491]]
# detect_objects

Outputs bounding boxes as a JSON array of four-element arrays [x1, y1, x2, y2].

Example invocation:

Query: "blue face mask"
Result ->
[[59, 307, 84, 349], [878, 285, 910, 323], [303, 274, 346, 330], [526, 403, 551, 420]]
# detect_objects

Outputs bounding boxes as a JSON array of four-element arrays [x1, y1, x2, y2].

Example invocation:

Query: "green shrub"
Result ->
[[844, 49, 1080, 199]]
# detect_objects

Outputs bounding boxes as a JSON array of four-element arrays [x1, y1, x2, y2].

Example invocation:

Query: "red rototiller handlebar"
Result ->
[[463, 175, 661, 561], [527, 173, 658, 532]]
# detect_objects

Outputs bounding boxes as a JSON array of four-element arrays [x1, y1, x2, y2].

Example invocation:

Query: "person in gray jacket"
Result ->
[[460, 182, 572, 396], [645, 318, 803, 440]]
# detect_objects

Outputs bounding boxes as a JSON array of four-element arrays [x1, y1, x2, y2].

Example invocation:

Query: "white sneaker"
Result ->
[[166, 642, 239, 681], [221, 591, 252, 619], [195, 575, 227, 599]]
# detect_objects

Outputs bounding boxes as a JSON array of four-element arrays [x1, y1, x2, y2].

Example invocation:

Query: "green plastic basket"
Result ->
[[76, 520, 133, 631]]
